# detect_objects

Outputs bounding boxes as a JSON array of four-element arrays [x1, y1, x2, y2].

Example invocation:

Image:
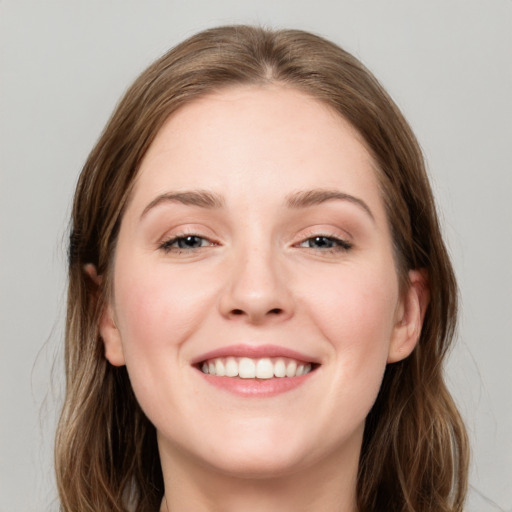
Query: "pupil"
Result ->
[[179, 236, 201, 248], [312, 236, 332, 248]]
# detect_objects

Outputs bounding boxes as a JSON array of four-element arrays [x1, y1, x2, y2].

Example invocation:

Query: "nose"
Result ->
[[218, 244, 294, 325]]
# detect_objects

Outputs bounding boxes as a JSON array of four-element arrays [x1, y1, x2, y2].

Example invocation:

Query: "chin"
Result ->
[[202, 444, 311, 480], [186, 417, 345, 480]]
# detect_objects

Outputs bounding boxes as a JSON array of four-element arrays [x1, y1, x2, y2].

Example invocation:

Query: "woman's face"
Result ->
[[99, 85, 421, 478]]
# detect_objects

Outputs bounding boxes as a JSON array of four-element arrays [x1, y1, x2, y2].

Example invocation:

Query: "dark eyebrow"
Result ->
[[285, 189, 375, 222], [141, 190, 224, 218]]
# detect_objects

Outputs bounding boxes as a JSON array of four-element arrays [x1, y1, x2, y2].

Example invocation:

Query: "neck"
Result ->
[[158, 439, 360, 512]]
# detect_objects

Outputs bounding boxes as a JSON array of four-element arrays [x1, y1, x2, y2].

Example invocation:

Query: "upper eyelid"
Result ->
[[158, 234, 217, 253], [160, 233, 215, 245], [157, 225, 218, 243], [293, 227, 353, 243], [296, 234, 352, 248], [158, 234, 352, 255], [155, 224, 353, 246]]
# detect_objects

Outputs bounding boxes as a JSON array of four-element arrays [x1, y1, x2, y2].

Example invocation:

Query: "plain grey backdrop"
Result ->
[[1, 1, 511, 510]]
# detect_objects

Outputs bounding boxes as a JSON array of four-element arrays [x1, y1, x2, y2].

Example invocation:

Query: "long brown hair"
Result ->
[[56, 25, 469, 511]]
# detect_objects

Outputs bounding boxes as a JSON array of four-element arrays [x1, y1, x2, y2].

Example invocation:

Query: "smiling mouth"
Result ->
[[198, 357, 317, 379]]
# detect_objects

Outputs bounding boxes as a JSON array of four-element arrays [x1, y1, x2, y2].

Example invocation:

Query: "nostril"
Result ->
[[229, 307, 283, 317]]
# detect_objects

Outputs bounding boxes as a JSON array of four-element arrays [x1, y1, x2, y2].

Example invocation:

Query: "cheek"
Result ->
[[110, 259, 221, 423], [112, 258, 216, 360], [309, 265, 397, 335], [302, 262, 399, 380]]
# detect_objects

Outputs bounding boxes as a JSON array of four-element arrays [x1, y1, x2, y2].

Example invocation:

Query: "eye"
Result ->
[[160, 234, 214, 252], [298, 235, 352, 252]]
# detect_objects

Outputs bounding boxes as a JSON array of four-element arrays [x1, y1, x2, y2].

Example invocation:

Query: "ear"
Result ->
[[83, 264, 126, 367], [388, 269, 430, 363]]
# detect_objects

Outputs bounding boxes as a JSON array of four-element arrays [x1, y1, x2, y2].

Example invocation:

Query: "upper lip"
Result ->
[[191, 344, 321, 365]]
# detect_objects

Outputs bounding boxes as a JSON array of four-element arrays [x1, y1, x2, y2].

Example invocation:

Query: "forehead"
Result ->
[[130, 84, 383, 216]]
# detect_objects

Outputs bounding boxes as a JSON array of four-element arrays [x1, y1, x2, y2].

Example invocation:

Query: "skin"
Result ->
[[95, 85, 428, 512]]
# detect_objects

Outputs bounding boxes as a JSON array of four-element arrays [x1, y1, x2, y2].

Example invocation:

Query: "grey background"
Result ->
[[1, 1, 511, 510]]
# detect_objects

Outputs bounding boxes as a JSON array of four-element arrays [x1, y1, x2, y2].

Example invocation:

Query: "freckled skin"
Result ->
[[99, 85, 423, 512]]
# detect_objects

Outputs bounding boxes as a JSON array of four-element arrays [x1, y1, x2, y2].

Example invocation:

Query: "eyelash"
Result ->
[[296, 235, 352, 253], [159, 233, 352, 254], [159, 234, 215, 253]]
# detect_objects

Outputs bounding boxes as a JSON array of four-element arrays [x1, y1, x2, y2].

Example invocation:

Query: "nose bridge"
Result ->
[[220, 234, 293, 323]]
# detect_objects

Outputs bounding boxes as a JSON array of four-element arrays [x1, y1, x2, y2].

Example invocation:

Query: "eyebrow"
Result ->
[[140, 187, 374, 222], [141, 190, 224, 218], [285, 189, 375, 221]]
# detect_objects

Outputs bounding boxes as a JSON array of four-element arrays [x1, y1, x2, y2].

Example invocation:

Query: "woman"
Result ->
[[56, 25, 469, 511]]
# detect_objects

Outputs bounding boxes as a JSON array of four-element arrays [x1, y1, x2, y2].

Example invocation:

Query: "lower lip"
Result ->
[[197, 370, 316, 397]]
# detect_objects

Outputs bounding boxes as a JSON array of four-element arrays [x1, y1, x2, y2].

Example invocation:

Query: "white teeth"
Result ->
[[200, 356, 314, 379], [215, 359, 226, 376], [225, 357, 238, 377], [239, 357, 256, 378], [256, 358, 274, 379], [274, 358, 286, 378], [286, 360, 297, 378]]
